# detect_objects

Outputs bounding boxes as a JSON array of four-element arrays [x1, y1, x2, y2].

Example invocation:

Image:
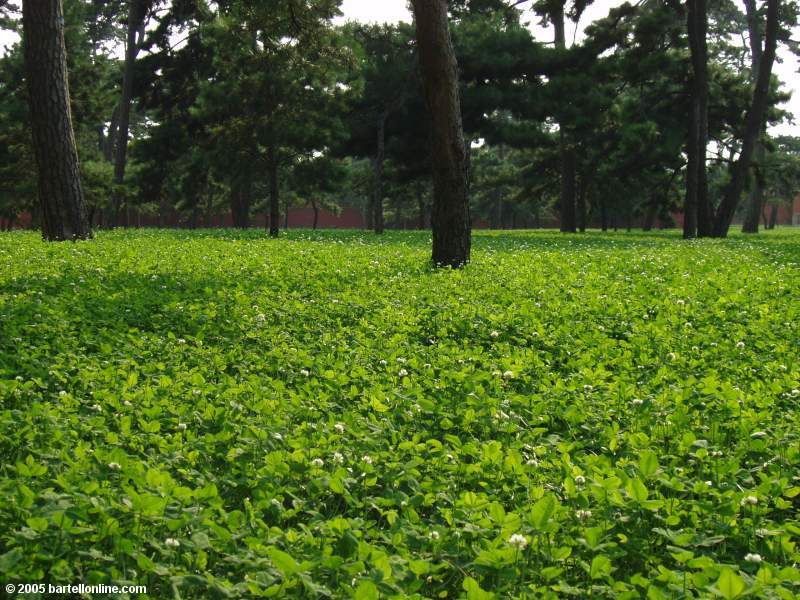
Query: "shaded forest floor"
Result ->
[[1, 229, 799, 598]]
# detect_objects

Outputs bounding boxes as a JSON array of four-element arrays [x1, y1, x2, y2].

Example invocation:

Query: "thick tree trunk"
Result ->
[[684, 0, 710, 238], [411, 0, 471, 268], [372, 111, 387, 234], [22, 0, 91, 241], [742, 0, 766, 234], [113, 0, 146, 227], [742, 143, 766, 232], [712, 0, 778, 237], [268, 145, 280, 237], [552, 3, 577, 233]]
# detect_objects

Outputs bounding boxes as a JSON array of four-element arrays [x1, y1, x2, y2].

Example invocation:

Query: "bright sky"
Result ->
[[2, 0, 798, 134]]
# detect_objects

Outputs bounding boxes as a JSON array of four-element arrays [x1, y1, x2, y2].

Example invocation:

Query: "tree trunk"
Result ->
[[311, 198, 319, 230], [372, 111, 387, 234], [577, 175, 587, 232], [684, 0, 710, 238], [113, 0, 146, 227], [418, 184, 426, 229], [230, 177, 251, 228], [742, 143, 766, 233], [411, 0, 471, 268], [643, 202, 658, 231], [600, 198, 608, 231], [268, 145, 280, 237], [553, 3, 577, 233], [712, 0, 778, 237], [768, 202, 778, 229], [22, 0, 91, 241], [742, 0, 766, 234]]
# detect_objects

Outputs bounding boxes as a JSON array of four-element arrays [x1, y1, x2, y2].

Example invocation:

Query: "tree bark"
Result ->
[[768, 202, 778, 229], [684, 0, 710, 238], [411, 0, 471, 268], [268, 145, 280, 237], [311, 198, 319, 230], [372, 112, 387, 234], [712, 0, 778, 237], [742, 0, 766, 234], [553, 3, 577, 233], [417, 184, 427, 229], [22, 0, 91, 241], [230, 177, 251, 229], [577, 175, 588, 232], [113, 0, 146, 227]]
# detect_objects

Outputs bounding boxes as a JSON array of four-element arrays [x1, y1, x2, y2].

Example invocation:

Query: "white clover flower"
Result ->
[[502, 370, 514, 380], [736, 341, 745, 349], [108, 462, 121, 470], [791, 389, 799, 397], [526, 458, 538, 466], [508, 533, 528, 550], [490, 330, 500, 339], [332, 452, 344, 464], [583, 385, 593, 392], [755, 528, 769, 538], [430, 531, 440, 541], [177, 338, 186, 344], [741, 495, 758, 506], [667, 352, 677, 361], [362, 455, 373, 465], [744, 553, 762, 563], [379, 360, 388, 366], [631, 398, 644, 406], [300, 369, 310, 377], [574, 475, 586, 486], [576, 509, 592, 520], [396, 357, 406, 364], [177, 423, 187, 431], [58, 390, 67, 397], [311, 458, 324, 468], [165, 538, 180, 548], [705, 481, 713, 486], [334, 423, 345, 434], [676, 299, 685, 306], [91, 404, 103, 412], [123, 400, 132, 407], [398, 369, 408, 377]]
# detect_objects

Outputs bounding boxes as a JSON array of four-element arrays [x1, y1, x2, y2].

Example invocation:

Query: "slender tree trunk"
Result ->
[[418, 184, 426, 229], [311, 199, 319, 230], [22, 0, 91, 241], [411, 0, 471, 267], [268, 145, 280, 237], [768, 203, 778, 229], [713, 0, 778, 237], [643, 202, 658, 231], [372, 111, 387, 234], [600, 198, 608, 231], [553, 3, 577, 233], [113, 0, 146, 227], [684, 0, 710, 238], [577, 175, 588, 232]]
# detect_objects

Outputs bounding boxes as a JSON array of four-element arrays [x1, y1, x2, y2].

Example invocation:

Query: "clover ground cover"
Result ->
[[1, 229, 799, 598]]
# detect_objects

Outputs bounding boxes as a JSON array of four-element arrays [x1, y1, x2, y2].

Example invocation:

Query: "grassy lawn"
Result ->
[[1, 229, 799, 598]]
